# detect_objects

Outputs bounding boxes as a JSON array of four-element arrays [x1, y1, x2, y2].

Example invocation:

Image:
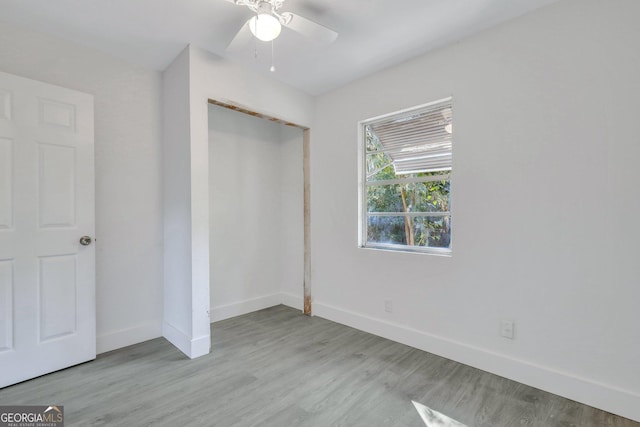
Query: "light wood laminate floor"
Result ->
[[0, 305, 637, 426]]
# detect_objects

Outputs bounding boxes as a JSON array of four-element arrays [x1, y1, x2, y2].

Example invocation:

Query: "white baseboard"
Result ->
[[97, 321, 162, 354], [210, 293, 283, 323], [162, 321, 209, 359], [100, 293, 302, 357], [209, 293, 304, 323], [314, 302, 640, 423], [280, 292, 304, 311], [190, 334, 211, 359]]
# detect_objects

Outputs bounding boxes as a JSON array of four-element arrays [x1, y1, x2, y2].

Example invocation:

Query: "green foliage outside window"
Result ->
[[365, 127, 451, 249]]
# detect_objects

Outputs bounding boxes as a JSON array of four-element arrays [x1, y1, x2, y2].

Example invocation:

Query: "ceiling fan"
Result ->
[[223, 0, 338, 48]]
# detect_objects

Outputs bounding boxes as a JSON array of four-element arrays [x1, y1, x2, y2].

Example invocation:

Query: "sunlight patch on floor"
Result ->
[[412, 400, 467, 427]]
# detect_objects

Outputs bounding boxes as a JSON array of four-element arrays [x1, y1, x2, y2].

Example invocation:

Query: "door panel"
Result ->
[[39, 255, 77, 341], [38, 143, 76, 228], [0, 71, 95, 388], [39, 98, 76, 130], [0, 260, 12, 351], [0, 138, 12, 229], [0, 90, 10, 120]]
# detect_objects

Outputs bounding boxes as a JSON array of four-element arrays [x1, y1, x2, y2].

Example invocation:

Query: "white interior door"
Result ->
[[0, 71, 95, 387]]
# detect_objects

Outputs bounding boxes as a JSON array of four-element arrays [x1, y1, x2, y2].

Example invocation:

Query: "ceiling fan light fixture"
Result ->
[[249, 13, 282, 42]]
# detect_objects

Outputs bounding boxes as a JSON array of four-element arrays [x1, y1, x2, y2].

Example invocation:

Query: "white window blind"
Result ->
[[368, 99, 452, 175]]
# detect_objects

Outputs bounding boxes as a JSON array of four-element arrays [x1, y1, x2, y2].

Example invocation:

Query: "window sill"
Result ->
[[360, 243, 452, 257]]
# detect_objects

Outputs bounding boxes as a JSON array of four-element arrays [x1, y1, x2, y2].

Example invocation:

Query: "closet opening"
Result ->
[[207, 99, 311, 321]]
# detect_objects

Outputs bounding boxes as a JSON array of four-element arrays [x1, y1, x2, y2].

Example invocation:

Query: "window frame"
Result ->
[[357, 97, 453, 256]]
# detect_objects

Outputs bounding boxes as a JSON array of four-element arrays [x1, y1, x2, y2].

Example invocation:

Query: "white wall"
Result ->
[[0, 22, 163, 353], [312, 0, 640, 421], [208, 105, 303, 320], [162, 47, 202, 357]]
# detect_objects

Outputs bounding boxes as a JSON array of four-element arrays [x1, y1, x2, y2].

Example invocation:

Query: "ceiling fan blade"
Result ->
[[226, 19, 254, 51], [282, 12, 338, 44]]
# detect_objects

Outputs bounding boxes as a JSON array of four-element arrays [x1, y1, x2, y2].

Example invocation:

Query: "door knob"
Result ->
[[79, 236, 92, 246]]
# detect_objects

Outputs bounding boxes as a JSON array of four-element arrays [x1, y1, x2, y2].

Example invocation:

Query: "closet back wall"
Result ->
[[208, 105, 303, 321]]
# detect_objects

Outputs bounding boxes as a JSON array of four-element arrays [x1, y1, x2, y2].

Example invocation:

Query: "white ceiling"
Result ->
[[0, 0, 559, 95]]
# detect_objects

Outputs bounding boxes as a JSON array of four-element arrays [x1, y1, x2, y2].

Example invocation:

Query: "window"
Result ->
[[358, 98, 452, 254]]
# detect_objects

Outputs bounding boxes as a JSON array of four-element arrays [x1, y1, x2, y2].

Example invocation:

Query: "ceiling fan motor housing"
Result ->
[[257, 1, 273, 14], [235, 0, 284, 13]]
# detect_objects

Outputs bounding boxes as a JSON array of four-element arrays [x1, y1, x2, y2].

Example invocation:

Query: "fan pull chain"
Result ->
[[254, 18, 259, 59], [270, 40, 276, 72]]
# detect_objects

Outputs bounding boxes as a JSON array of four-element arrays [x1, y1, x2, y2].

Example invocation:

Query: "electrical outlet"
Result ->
[[384, 300, 393, 313], [500, 320, 515, 339]]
